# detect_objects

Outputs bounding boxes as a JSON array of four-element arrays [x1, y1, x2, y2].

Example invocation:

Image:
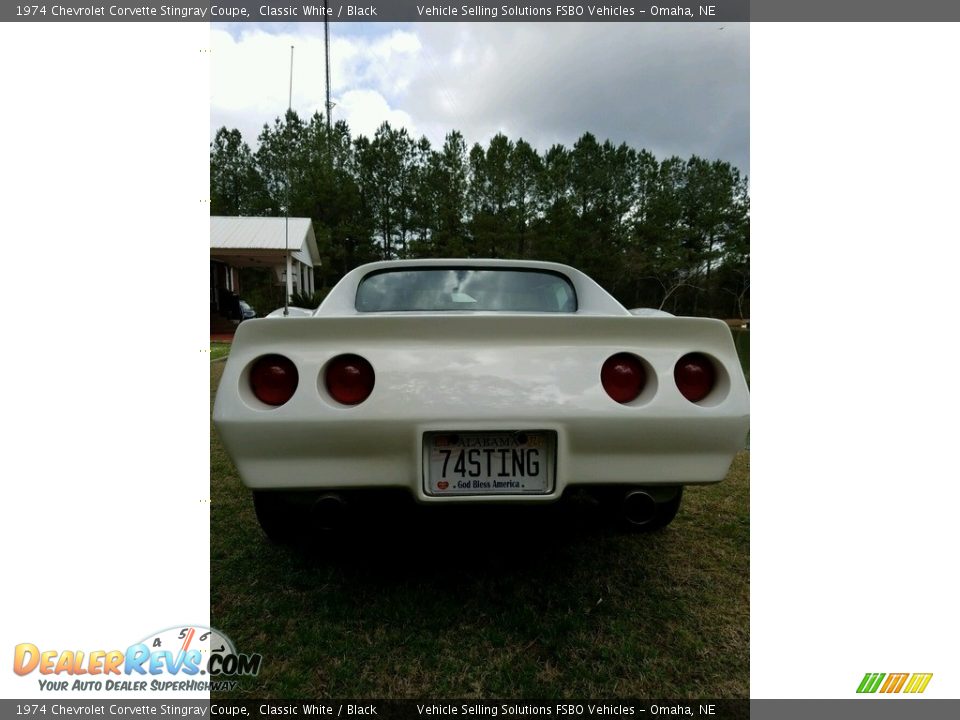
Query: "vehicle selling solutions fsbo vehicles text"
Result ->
[[416, 5, 639, 18]]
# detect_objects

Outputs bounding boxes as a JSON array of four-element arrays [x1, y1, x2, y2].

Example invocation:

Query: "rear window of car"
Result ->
[[355, 268, 578, 313]]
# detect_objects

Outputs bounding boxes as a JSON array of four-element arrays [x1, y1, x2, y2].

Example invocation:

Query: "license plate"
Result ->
[[424, 431, 556, 496]]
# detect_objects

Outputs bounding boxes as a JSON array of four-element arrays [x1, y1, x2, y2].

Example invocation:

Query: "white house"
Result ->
[[210, 216, 321, 325]]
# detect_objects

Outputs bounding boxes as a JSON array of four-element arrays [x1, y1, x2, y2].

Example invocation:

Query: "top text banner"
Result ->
[[7, 1, 749, 22], [5, 0, 960, 21]]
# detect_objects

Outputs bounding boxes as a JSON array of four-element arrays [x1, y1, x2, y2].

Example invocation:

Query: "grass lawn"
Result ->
[[211, 361, 749, 699], [211, 342, 231, 362]]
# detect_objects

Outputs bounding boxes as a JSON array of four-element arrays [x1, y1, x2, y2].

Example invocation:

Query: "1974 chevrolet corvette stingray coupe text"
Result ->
[[212, 259, 749, 540]]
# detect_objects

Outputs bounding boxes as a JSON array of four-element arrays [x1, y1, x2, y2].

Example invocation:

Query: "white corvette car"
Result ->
[[213, 259, 749, 540]]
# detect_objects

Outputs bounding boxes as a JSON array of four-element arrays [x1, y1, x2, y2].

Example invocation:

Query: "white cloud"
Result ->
[[402, 23, 749, 171], [329, 29, 422, 97], [336, 89, 416, 139], [211, 26, 421, 141], [211, 23, 749, 172]]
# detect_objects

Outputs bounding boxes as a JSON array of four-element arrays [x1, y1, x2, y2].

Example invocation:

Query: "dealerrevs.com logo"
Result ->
[[13, 625, 262, 693], [857, 672, 933, 694]]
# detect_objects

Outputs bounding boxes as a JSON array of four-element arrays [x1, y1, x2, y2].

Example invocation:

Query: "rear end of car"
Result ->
[[213, 264, 749, 538]]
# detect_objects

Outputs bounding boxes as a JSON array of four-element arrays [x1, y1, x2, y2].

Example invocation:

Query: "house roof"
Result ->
[[210, 216, 320, 267]]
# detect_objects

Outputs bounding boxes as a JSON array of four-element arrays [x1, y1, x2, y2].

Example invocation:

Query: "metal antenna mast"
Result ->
[[324, 2, 333, 133], [284, 45, 293, 317]]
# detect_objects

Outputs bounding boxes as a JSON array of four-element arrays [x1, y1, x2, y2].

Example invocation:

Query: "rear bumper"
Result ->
[[213, 413, 748, 503]]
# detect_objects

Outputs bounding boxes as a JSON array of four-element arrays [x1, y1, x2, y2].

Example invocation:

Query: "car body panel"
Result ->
[[213, 267, 750, 503], [266, 306, 314, 318]]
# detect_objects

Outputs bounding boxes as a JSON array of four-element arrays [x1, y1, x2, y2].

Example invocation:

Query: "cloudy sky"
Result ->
[[211, 22, 749, 174]]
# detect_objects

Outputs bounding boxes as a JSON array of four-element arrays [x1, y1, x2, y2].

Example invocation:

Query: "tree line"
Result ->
[[210, 111, 749, 317]]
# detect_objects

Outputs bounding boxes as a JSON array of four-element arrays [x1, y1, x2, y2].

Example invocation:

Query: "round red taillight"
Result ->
[[325, 354, 375, 406], [674, 353, 716, 403], [249, 354, 299, 407], [601, 353, 646, 404]]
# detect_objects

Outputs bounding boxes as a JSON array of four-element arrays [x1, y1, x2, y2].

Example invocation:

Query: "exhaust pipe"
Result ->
[[623, 490, 657, 527], [313, 493, 347, 531]]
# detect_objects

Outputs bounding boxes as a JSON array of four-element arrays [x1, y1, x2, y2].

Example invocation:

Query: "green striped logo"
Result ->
[[857, 673, 886, 693], [857, 672, 932, 694]]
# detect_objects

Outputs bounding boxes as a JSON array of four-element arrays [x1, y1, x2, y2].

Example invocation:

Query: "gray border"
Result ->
[[6, 1, 960, 22], [752, 699, 960, 719], [2, 700, 959, 717], [754, 0, 960, 20], [5, 1, 749, 23]]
